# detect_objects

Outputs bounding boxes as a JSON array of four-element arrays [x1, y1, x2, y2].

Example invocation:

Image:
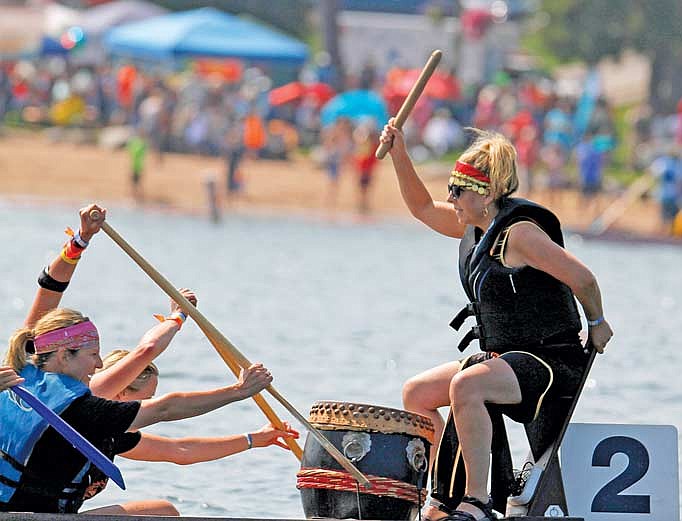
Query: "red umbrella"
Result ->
[[269, 82, 336, 108], [303, 82, 336, 106], [269, 82, 305, 106]]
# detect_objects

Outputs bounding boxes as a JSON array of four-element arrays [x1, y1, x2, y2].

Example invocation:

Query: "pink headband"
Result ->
[[33, 320, 99, 355]]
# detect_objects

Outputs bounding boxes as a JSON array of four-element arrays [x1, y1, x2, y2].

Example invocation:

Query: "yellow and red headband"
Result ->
[[449, 160, 491, 196], [33, 320, 99, 355]]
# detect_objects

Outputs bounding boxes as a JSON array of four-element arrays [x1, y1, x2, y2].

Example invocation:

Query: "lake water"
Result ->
[[1, 202, 681, 518]]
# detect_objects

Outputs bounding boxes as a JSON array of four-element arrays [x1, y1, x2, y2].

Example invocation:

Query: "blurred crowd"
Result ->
[[1, 57, 681, 232]]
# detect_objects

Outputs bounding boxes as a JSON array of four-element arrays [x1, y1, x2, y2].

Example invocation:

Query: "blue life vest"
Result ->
[[0, 364, 90, 507]]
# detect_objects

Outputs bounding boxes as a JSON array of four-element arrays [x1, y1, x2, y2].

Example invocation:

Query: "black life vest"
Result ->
[[451, 198, 581, 352]]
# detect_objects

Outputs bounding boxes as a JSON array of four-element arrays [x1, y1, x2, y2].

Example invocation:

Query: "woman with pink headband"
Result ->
[[380, 121, 612, 521], [0, 206, 277, 516]]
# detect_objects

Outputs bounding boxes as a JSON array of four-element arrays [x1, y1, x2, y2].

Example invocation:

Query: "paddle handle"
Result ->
[[92, 212, 371, 487], [92, 214, 299, 458], [203, 328, 304, 460], [11, 385, 126, 490], [375, 49, 442, 159]]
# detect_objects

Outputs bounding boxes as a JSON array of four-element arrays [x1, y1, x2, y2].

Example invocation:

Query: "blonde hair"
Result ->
[[458, 128, 519, 201], [4, 308, 89, 372], [100, 349, 159, 393]]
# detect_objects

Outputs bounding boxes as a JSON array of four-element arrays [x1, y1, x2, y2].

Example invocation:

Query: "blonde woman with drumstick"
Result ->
[[380, 121, 612, 521]]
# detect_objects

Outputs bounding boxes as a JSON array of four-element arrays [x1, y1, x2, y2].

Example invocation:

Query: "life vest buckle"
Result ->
[[450, 302, 479, 331], [457, 324, 483, 352]]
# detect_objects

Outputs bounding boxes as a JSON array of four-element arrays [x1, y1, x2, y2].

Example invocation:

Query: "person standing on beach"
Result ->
[[352, 119, 380, 213], [223, 119, 246, 203], [321, 117, 354, 211], [127, 132, 147, 202], [575, 131, 604, 222], [649, 148, 682, 235], [380, 121, 612, 520]]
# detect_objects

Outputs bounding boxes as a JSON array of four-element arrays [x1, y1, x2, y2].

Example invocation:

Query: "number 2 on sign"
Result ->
[[591, 436, 650, 514]]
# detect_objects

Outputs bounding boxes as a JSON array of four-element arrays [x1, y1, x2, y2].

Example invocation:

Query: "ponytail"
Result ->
[[459, 128, 519, 201], [4, 328, 32, 372]]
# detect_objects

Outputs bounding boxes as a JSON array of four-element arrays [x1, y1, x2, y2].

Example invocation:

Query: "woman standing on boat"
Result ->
[[0, 206, 276, 515], [379, 121, 613, 521]]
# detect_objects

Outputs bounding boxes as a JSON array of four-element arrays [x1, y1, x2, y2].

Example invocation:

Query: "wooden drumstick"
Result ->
[[375, 49, 443, 159], [90, 210, 372, 487]]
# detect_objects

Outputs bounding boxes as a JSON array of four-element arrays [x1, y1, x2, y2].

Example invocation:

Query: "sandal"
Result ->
[[439, 495, 497, 521], [419, 500, 452, 521]]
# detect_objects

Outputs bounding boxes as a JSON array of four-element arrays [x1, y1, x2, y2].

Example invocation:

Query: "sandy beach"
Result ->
[[0, 130, 670, 240]]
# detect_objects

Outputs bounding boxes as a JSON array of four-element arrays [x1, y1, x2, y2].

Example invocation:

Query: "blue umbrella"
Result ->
[[320, 89, 389, 127]]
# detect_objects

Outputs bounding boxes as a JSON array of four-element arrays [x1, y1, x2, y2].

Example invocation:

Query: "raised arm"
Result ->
[[380, 119, 466, 238], [127, 363, 272, 431], [506, 222, 613, 353], [121, 422, 300, 464], [25, 204, 106, 328], [90, 289, 197, 399]]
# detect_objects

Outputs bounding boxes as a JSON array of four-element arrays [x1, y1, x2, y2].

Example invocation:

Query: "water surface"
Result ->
[[1, 203, 680, 517]]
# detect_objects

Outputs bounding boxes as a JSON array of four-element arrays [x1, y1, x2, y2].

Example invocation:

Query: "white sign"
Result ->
[[561, 423, 679, 521]]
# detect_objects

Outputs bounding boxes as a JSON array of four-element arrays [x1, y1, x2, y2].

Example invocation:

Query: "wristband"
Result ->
[[38, 266, 69, 292], [73, 232, 89, 249], [64, 227, 88, 250], [59, 246, 81, 266], [587, 316, 605, 327], [245, 433, 253, 449], [153, 312, 187, 329]]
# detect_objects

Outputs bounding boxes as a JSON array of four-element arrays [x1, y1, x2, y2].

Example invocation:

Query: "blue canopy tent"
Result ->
[[103, 7, 308, 65]]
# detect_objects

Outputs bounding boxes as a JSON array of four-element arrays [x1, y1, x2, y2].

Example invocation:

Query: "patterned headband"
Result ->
[[33, 320, 99, 355], [449, 160, 491, 195]]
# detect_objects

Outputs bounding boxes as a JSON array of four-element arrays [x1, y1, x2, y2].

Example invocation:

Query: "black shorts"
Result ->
[[460, 343, 588, 424]]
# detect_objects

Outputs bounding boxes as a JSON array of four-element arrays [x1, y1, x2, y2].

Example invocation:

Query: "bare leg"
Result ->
[[403, 361, 461, 520], [82, 499, 180, 516], [403, 360, 461, 447], [449, 357, 522, 519]]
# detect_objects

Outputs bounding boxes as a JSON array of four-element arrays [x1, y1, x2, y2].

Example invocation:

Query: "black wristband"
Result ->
[[38, 266, 69, 293]]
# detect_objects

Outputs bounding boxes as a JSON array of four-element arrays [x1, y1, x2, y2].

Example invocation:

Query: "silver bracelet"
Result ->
[[245, 433, 253, 449]]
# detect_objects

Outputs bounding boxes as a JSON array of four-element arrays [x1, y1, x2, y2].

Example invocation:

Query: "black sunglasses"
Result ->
[[448, 184, 464, 199]]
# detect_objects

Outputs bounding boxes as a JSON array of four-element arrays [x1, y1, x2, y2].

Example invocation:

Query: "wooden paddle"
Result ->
[[375, 49, 443, 159], [91, 211, 372, 487]]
